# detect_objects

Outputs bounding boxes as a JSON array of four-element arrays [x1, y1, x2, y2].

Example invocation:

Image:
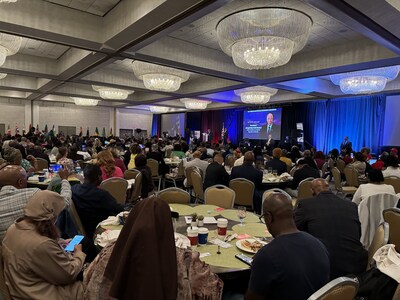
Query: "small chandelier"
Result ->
[[0, 33, 22, 67], [72, 97, 99, 106], [216, 8, 312, 70], [132, 61, 190, 92], [92, 85, 133, 100], [149, 106, 169, 113], [234, 86, 278, 104], [0, 0, 18, 2], [180, 98, 211, 110], [330, 66, 400, 94], [0, 73, 7, 79]]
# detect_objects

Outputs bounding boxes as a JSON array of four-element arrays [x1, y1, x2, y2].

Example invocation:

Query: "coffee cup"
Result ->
[[38, 176, 45, 182], [217, 218, 228, 237], [198, 228, 209, 245], [187, 227, 199, 247]]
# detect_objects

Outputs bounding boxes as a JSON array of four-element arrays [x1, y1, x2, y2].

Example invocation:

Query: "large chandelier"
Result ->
[[92, 85, 133, 100], [330, 66, 400, 94], [132, 61, 190, 92], [216, 8, 312, 70], [180, 98, 211, 110], [234, 86, 278, 104], [0, 33, 22, 67], [149, 106, 169, 113], [0, 73, 6, 79], [72, 97, 99, 106]]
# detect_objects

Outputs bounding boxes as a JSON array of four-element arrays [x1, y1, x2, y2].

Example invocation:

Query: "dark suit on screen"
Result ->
[[295, 191, 368, 279], [259, 123, 281, 140]]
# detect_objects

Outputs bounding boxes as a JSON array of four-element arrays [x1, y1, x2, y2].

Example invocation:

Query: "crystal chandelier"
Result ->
[[330, 66, 400, 94], [132, 61, 190, 92], [180, 98, 211, 110], [234, 86, 278, 104], [0, 33, 22, 67], [216, 8, 312, 70], [0, 73, 7, 79], [149, 106, 169, 113], [72, 97, 99, 106], [92, 85, 133, 100]]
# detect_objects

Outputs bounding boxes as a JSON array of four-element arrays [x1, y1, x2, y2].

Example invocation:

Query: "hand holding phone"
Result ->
[[64, 235, 84, 252]]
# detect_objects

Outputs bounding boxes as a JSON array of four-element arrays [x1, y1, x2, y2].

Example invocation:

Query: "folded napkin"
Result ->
[[97, 216, 120, 227], [95, 230, 121, 248], [174, 232, 191, 249]]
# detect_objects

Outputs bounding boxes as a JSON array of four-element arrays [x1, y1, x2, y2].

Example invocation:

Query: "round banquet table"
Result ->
[[27, 174, 82, 190]]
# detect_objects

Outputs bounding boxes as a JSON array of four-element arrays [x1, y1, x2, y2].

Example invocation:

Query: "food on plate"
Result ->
[[241, 239, 264, 252]]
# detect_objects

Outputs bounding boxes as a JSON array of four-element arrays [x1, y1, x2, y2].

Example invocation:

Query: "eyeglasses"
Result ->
[[259, 211, 274, 224], [259, 214, 266, 224]]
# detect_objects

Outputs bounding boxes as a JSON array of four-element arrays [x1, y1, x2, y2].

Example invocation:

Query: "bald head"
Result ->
[[311, 178, 329, 196], [0, 165, 27, 189]]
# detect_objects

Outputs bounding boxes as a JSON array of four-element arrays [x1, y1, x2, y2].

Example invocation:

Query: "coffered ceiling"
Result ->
[[0, 0, 399, 112]]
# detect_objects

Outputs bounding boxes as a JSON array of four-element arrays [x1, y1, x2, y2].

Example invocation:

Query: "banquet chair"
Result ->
[[344, 166, 359, 188], [165, 148, 172, 158], [158, 187, 190, 204], [297, 177, 314, 201], [367, 222, 389, 270], [68, 200, 86, 236], [36, 157, 49, 170], [164, 160, 185, 188], [147, 158, 162, 192], [130, 172, 143, 203], [383, 207, 400, 252], [0, 246, 11, 300], [384, 176, 400, 194], [336, 159, 346, 174], [229, 178, 254, 209], [393, 284, 400, 300], [185, 166, 202, 194], [204, 185, 235, 209], [191, 169, 204, 203], [359, 193, 400, 248], [261, 189, 292, 214], [321, 162, 328, 177], [100, 177, 128, 205], [307, 277, 358, 300], [332, 168, 357, 195], [124, 169, 140, 180]]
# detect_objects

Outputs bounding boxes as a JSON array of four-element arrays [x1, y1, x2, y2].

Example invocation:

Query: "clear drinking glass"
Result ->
[[237, 206, 247, 226]]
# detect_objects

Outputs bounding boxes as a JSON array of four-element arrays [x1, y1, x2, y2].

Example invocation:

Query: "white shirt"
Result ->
[[382, 167, 400, 178], [352, 183, 395, 205], [234, 156, 244, 167]]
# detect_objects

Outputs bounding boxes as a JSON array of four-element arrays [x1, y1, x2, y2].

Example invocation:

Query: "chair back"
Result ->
[[367, 222, 389, 269], [147, 158, 159, 178], [100, 177, 128, 205], [124, 169, 140, 180], [229, 178, 255, 208], [185, 166, 201, 188], [336, 159, 346, 174], [165, 148, 172, 158], [191, 170, 204, 201], [261, 188, 292, 214], [384, 176, 400, 194], [307, 277, 359, 300], [383, 207, 400, 252], [130, 172, 143, 203], [176, 160, 185, 178], [321, 162, 328, 177], [331, 168, 343, 192], [297, 177, 314, 200], [204, 185, 235, 209], [344, 166, 358, 187], [158, 187, 190, 204], [36, 157, 49, 170], [68, 200, 86, 236], [0, 246, 12, 300]]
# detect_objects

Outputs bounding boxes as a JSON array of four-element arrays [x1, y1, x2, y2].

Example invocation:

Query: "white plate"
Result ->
[[236, 238, 267, 254]]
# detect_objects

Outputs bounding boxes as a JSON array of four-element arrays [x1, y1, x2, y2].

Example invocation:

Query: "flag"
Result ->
[[79, 127, 83, 137], [109, 127, 113, 137], [94, 127, 99, 136], [86, 127, 90, 137], [102, 127, 106, 137], [44, 124, 48, 133]]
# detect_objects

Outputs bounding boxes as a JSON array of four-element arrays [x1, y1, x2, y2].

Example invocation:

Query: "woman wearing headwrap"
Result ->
[[2, 190, 86, 300]]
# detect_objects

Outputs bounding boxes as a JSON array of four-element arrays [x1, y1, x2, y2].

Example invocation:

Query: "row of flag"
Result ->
[[5, 124, 113, 137]]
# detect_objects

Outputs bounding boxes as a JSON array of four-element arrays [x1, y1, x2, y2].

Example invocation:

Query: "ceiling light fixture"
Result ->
[[72, 97, 99, 106], [149, 106, 169, 114], [216, 8, 312, 70], [234, 86, 278, 104], [132, 61, 190, 92], [0, 73, 7, 79], [180, 98, 211, 110], [0, 33, 22, 67], [330, 66, 400, 94], [92, 85, 133, 100], [0, 0, 18, 3]]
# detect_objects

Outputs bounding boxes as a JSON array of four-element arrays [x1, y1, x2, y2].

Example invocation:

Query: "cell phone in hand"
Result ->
[[64, 235, 84, 252]]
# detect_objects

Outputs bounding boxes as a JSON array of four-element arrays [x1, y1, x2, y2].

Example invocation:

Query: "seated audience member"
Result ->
[[360, 147, 372, 162], [57, 146, 74, 167], [184, 150, 209, 176], [72, 164, 124, 239], [127, 144, 142, 169], [109, 148, 126, 174], [171, 143, 186, 159], [67, 144, 84, 162], [231, 151, 263, 189], [135, 154, 154, 198], [288, 145, 302, 164], [314, 151, 326, 170], [29, 145, 51, 166], [246, 193, 330, 300], [286, 158, 320, 197], [146, 144, 168, 175], [0, 165, 71, 240], [2, 190, 86, 300], [265, 148, 287, 175], [372, 152, 389, 170], [203, 152, 230, 190], [253, 146, 264, 170], [96, 150, 123, 181], [350, 152, 367, 183], [3, 147, 37, 173], [352, 169, 395, 205], [233, 148, 246, 167], [382, 155, 400, 177], [84, 197, 223, 300], [295, 179, 367, 279], [280, 149, 292, 167]]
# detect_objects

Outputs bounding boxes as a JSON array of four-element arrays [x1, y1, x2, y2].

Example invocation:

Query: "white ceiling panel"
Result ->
[[19, 38, 69, 59], [43, 0, 120, 16]]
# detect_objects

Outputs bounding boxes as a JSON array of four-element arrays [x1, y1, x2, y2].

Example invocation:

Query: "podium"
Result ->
[[202, 133, 209, 142]]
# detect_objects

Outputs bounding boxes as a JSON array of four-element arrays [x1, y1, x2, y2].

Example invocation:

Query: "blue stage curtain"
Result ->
[[151, 114, 161, 137]]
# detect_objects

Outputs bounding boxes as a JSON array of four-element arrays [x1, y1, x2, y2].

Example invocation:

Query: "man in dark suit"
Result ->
[[265, 148, 287, 175], [294, 179, 367, 279], [291, 158, 320, 189], [340, 136, 352, 156], [203, 152, 229, 190], [259, 113, 281, 140]]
